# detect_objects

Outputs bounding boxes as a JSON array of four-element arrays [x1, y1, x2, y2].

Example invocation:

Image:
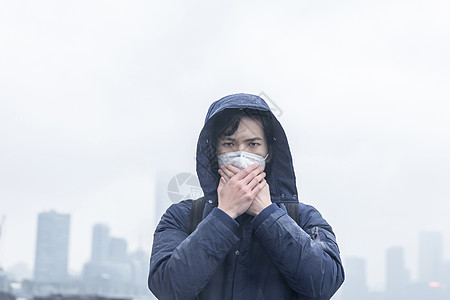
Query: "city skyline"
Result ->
[[2, 205, 449, 297], [1, 211, 149, 280], [2, 211, 151, 299], [2, 0, 450, 294], [339, 233, 450, 299]]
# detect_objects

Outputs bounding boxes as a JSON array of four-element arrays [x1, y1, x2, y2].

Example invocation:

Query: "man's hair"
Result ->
[[210, 108, 274, 177]]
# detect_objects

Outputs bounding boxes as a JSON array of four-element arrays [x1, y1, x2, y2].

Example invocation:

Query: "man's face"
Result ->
[[216, 116, 270, 159]]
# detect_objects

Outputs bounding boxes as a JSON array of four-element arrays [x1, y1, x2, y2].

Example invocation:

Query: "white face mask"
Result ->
[[217, 151, 269, 169]]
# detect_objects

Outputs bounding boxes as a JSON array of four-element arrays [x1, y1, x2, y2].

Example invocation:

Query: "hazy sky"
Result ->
[[1, 0, 449, 291]]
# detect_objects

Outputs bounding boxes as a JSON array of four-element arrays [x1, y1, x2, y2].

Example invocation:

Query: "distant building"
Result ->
[[109, 238, 127, 263], [442, 262, 450, 292], [385, 246, 409, 299], [418, 231, 443, 284], [341, 257, 369, 299], [0, 268, 11, 292], [33, 211, 70, 283], [128, 249, 150, 295], [5, 262, 32, 281], [91, 224, 110, 264], [82, 224, 132, 295]]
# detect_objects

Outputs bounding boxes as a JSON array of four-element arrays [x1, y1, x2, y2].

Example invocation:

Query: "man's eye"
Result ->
[[249, 142, 260, 147], [223, 142, 234, 147]]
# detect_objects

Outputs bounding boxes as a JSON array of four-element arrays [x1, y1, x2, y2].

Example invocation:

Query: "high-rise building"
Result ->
[[443, 262, 450, 292], [109, 237, 127, 262], [91, 224, 110, 263], [83, 224, 132, 295], [386, 246, 409, 298], [418, 231, 443, 284], [33, 211, 70, 283], [341, 256, 369, 299]]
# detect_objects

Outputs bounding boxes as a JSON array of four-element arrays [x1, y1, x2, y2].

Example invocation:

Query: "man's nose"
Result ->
[[237, 143, 246, 151]]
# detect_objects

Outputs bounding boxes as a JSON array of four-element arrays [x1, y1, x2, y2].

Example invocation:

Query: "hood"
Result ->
[[196, 93, 299, 204]]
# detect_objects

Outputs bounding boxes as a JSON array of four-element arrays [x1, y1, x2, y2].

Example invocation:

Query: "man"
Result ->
[[148, 93, 344, 299]]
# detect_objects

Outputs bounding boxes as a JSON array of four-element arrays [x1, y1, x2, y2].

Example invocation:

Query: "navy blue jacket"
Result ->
[[149, 94, 344, 299]]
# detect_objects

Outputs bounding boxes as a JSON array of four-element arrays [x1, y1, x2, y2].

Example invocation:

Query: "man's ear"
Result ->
[[266, 146, 273, 163]]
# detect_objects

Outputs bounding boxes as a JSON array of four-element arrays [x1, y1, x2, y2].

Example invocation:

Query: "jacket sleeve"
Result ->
[[148, 200, 240, 300], [251, 203, 345, 300]]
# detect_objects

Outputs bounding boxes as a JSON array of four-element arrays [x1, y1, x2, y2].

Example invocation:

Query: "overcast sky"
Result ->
[[1, 0, 449, 292]]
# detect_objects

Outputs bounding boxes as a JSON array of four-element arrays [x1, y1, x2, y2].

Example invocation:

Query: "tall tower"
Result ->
[[109, 237, 127, 262], [91, 224, 110, 263], [386, 246, 409, 297], [342, 257, 369, 299], [418, 231, 443, 284], [33, 211, 70, 283]]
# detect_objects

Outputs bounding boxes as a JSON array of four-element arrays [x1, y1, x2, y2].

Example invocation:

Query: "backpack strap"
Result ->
[[283, 202, 300, 226], [189, 196, 206, 234]]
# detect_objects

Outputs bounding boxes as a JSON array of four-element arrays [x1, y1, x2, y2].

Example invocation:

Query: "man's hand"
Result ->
[[217, 164, 266, 219], [218, 164, 271, 217], [246, 181, 271, 216]]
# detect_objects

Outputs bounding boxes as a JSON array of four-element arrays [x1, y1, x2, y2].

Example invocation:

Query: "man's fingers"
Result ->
[[225, 164, 240, 175], [242, 165, 264, 186], [250, 179, 267, 198], [219, 165, 234, 180], [247, 171, 266, 191], [234, 163, 261, 180], [220, 164, 263, 185]]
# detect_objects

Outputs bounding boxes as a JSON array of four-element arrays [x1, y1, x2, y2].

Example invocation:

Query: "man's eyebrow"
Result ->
[[220, 137, 263, 142], [220, 137, 236, 141], [245, 137, 264, 142]]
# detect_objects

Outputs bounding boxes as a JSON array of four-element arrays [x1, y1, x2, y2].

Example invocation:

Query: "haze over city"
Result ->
[[1, 0, 449, 296]]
